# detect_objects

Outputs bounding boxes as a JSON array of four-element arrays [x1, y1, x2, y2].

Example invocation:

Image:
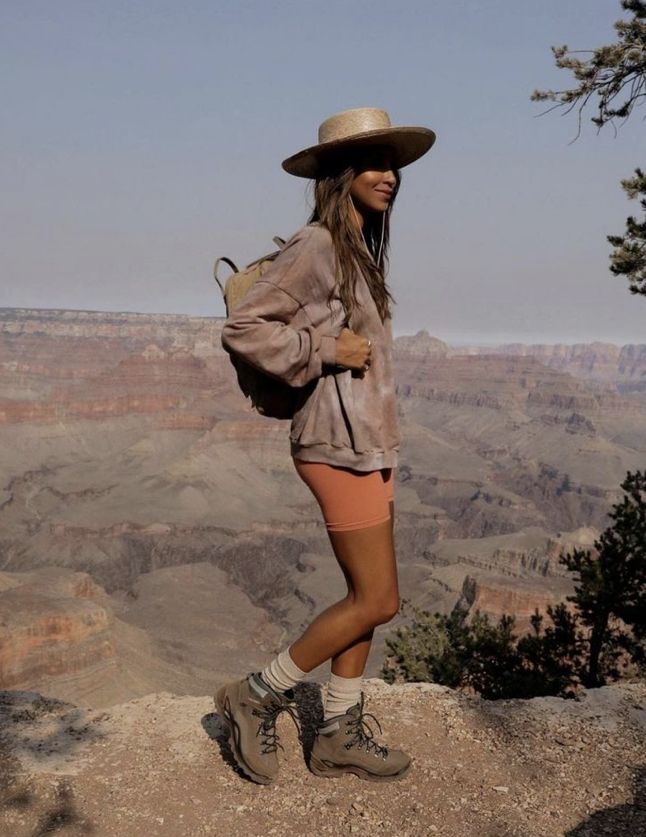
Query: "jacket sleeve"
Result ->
[[221, 278, 337, 388]]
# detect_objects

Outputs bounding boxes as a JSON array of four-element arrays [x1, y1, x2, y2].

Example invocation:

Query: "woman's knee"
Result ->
[[348, 593, 400, 629], [376, 596, 401, 625]]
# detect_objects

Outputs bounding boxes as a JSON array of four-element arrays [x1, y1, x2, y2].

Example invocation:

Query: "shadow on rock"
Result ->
[[30, 779, 95, 836], [0, 690, 102, 835], [566, 764, 646, 836]]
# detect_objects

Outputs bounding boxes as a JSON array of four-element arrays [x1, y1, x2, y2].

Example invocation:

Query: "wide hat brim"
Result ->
[[281, 126, 436, 179]]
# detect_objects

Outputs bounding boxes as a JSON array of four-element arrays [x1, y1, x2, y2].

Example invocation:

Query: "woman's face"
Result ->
[[349, 146, 397, 214]]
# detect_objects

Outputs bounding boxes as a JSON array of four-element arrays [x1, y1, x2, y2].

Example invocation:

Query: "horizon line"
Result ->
[[0, 305, 643, 349]]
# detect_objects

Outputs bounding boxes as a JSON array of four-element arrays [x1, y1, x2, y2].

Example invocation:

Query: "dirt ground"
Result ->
[[1, 677, 644, 837]]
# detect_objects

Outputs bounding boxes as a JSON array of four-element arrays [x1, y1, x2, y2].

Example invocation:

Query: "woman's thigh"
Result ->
[[292, 458, 394, 532], [292, 458, 398, 602]]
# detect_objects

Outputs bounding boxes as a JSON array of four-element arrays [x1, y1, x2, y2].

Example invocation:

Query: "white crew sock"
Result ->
[[259, 647, 308, 694], [323, 672, 363, 720]]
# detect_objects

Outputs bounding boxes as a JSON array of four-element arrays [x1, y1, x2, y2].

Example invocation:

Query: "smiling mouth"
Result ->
[[376, 190, 392, 198]]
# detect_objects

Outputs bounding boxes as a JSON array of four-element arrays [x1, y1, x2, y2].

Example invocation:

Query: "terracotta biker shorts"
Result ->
[[292, 457, 394, 532]]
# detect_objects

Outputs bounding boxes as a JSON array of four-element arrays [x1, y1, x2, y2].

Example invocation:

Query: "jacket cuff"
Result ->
[[319, 334, 337, 366]]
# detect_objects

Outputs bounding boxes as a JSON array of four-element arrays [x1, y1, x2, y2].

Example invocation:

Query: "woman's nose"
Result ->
[[383, 170, 396, 185]]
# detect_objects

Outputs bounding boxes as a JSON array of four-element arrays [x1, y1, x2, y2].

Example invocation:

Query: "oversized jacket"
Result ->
[[220, 221, 401, 471]]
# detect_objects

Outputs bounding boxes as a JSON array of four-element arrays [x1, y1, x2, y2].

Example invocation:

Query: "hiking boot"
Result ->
[[214, 671, 300, 784], [309, 691, 411, 782]]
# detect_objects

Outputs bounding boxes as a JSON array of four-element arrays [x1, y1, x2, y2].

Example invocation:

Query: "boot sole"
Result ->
[[214, 685, 274, 786], [309, 752, 411, 782]]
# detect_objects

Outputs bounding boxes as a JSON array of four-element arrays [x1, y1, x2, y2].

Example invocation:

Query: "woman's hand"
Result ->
[[334, 327, 372, 371]]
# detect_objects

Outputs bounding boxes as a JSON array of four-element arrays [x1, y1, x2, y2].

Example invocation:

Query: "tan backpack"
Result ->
[[214, 236, 301, 420]]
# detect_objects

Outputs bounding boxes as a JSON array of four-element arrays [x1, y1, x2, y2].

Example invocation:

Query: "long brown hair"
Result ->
[[305, 145, 402, 324]]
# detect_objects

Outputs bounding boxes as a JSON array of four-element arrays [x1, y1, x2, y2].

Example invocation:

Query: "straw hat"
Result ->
[[281, 107, 436, 179]]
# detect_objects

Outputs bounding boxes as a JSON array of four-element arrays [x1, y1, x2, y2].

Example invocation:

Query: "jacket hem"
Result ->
[[290, 440, 398, 471]]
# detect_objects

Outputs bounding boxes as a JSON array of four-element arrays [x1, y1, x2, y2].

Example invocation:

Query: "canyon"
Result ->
[[0, 308, 644, 705]]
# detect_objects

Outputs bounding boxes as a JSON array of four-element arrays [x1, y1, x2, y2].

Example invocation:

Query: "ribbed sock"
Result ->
[[259, 647, 308, 694], [323, 672, 363, 720]]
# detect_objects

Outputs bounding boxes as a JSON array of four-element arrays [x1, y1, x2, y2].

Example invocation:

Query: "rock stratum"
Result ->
[[0, 677, 644, 837], [448, 334, 646, 392], [0, 565, 282, 709]]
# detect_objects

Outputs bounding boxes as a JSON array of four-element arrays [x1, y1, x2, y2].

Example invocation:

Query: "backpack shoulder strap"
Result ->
[[213, 257, 238, 297]]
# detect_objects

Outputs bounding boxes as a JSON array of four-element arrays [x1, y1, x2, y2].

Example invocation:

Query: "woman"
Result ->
[[216, 107, 436, 784]]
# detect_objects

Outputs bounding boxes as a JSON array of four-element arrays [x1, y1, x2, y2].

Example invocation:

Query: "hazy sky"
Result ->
[[1, 1, 644, 344]]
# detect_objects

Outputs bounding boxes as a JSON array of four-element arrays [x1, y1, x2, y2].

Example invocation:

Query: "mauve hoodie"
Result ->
[[220, 221, 401, 471]]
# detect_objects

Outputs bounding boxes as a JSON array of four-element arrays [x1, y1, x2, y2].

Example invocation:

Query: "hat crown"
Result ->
[[318, 107, 392, 145]]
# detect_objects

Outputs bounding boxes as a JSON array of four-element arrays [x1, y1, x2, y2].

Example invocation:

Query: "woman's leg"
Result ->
[[288, 515, 399, 671], [288, 464, 398, 673], [327, 496, 395, 678], [298, 466, 410, 781]]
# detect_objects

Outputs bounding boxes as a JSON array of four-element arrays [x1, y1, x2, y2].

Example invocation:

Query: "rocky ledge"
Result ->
[[0, 677, 644, 836]]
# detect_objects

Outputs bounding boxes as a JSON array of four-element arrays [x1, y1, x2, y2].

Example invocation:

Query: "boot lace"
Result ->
[[252, 694, 301, 755], [343, 692, 389, 759]]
